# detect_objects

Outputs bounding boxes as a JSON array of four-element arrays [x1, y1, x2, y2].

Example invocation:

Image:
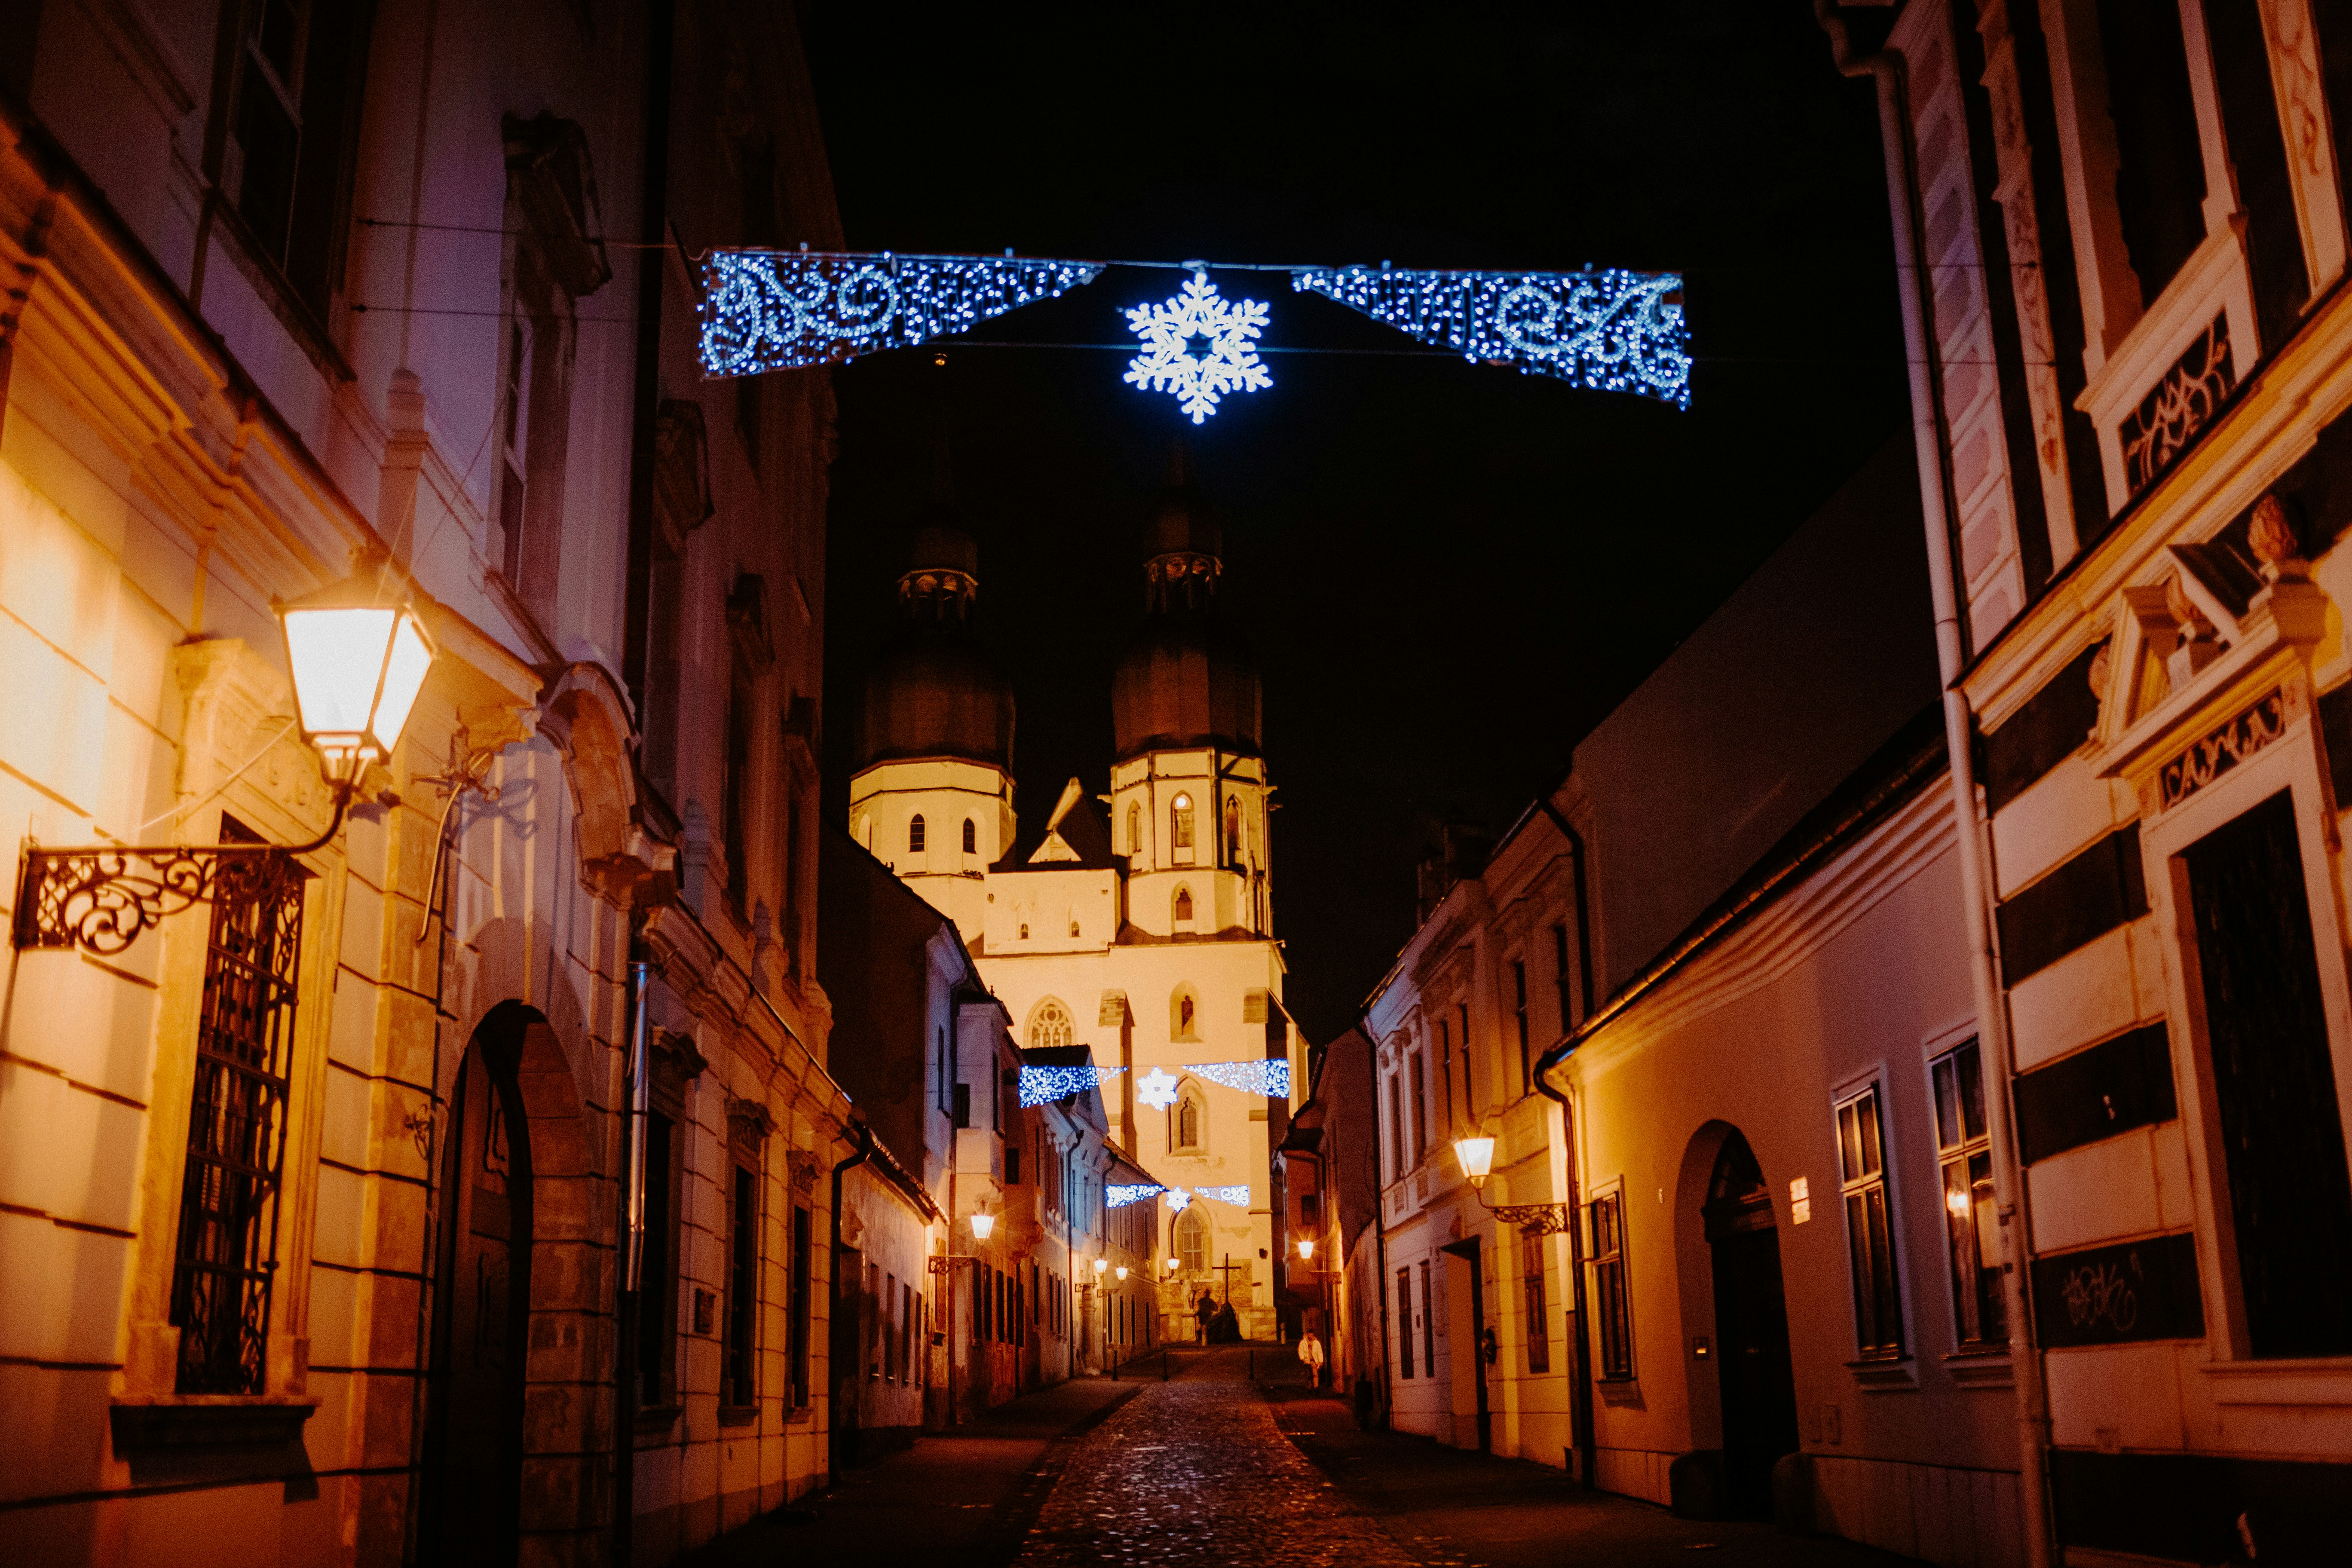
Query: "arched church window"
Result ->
[[1172, 988, 1198, 1039], [1018, 923, 1030, 940], [1173, 885, 1194, 924], [1171, 793, 1194, 850], [963, 818, 977, 854], [1127, 802, 1142, 855], [1173, 1084, 1207, 1152], [1225, 796, 1241, 863], [909, 815, 926, 854], [1029, 999, 1074, 1050], [1176, 1203, 1210, 1273]]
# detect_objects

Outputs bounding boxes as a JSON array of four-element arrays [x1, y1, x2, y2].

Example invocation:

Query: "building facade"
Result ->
[[0, 5, 861, 1565], [1817, 2, 2352, 1561], [847, 474, 1303, 1343]]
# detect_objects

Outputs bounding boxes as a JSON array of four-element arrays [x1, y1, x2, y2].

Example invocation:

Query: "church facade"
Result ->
[[849, 478, 1301, 1340]]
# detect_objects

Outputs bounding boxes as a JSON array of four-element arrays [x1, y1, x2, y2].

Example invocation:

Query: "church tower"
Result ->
[[1108, 462, 1274, 942], [846, 514, 1015, 940]]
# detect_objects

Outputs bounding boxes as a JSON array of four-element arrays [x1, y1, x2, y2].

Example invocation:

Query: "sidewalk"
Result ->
[[1262, 1376, 1932, 1568], [678, 1373, 1141, 1568]]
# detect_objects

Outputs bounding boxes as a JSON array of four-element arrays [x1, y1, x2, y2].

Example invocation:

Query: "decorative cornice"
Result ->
[[727, 1093, 776, 1151]]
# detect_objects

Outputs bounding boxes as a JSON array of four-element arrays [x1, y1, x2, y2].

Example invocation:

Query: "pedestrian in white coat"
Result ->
[[1296, 1329, 1326, 1390]]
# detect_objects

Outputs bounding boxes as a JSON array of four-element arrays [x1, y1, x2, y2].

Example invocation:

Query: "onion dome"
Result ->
[[856, 510, 1015, 769], [1111, 463, 1263, 760]]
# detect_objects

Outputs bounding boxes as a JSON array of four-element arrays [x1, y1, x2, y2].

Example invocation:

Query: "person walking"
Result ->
[[1296, 1328, 1326, 1390], [1194, 1289, 1215, 1346]]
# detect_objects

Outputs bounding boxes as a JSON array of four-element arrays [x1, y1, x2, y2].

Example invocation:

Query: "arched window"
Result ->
[[962, 818, 977, 854], [1127, 801, 1142, 855], [1173, 1084, 1207, 1152], [909, 814, 926, 854], [1176, 1204, 1210, 1273], [1224, 795, 1241, 863], [1171, 986, 1199, 1040], [1028, 998, 1074, 1050], [1173, 885, 1194, 924], [1171, 793, 1194, 851]]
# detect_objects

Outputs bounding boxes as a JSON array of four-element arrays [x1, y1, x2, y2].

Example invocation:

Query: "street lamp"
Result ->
[[1452, 1131, 1573, 1235], [969, 1210, 996, 1242], [1115, 1265, 1129, 1281], [1092, 1256, 1108, 1277], [1296, 1237, 1316, 1262], [15, 562, 436, 955]]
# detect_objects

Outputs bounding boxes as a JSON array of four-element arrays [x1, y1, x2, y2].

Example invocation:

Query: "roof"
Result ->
[[995, 778, 1123, 871]]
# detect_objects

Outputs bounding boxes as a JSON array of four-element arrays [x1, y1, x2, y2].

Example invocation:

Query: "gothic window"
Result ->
[[1176, 1204, 1210, 1273], [909, 814, 926, 855], [1173, 1084, 1207, 1152], [1224, 795, 1241, 863], [169, 821, 306, 1393], [1028, 998, 1074, 1050], [1127, 801, 1142, 856], [1171, 793, 1194, 852], [962, 817, 977, 854], [1173, 885, 1194, 925], [1069, 913, 1081, 939], [1837, 1083, 1904, 1360], [1932, 1039, 2006, 1349], [1171, 986, 1199, 1040]]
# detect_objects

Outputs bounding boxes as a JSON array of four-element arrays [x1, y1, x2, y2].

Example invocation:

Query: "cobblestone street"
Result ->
[[1011, 1349, 1415, 1568]]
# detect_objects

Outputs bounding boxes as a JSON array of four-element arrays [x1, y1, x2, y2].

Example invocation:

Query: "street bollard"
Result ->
[[1249, 1348, 1254, 1382], [1162, 1350, 1170, 1382]]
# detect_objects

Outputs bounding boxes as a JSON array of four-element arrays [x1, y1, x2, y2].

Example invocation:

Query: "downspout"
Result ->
[[1534, 800, 1598, 1487], [1369, 1027, 1393, 1430], [615, 946, 652, 1568], [1815, 8, 2054, 1564], [831, 1122, 876, 1465]]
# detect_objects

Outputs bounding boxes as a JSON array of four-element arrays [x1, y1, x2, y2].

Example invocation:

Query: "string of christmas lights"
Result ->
[[1192, 1185, 1253, 1206], [697, 250, 1692, 413], [1291, 265, 1690, 408], [1108, 1183, 1166, 1208], [1017, 1062, 1127, 1108], [1183, 1059, 1292, 1099]]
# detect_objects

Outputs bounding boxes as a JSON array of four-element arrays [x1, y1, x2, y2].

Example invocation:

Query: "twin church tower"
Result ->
[[848, 465, 1296, 1337]]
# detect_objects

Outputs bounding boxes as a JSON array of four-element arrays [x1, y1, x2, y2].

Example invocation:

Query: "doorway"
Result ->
[[2181, 789, 2352, 1357], [1441, 1238, 1491, 1453], [1703, 1130, 1797, 1516], [421, 1041, 533, 1564]]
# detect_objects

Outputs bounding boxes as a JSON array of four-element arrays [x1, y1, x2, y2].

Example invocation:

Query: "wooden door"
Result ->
[[1705, 1131, 1798, 1517]]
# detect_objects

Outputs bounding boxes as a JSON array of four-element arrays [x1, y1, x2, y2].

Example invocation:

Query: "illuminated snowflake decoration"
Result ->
[[1124, 273, 1274, 423], [1108, 1183, 1166, 1208], [1135, 1066, 1182, 1111], [1018, 1063, 1125, 1108], [1184, 1060, 1292, 1099], [1195, 1185, 1252, 1205], [1165, 1188, 1192, 1211]]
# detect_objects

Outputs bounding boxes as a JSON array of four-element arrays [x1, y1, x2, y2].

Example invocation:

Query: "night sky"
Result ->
[[805, 2, 1908, 1043]]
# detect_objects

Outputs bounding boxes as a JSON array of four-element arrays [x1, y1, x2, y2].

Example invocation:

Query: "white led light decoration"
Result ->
[[1017, 1063, 1126, 1108], [698, 251, 1105, 376], [1195, 1185, 1252, 1205], [1291, 265, 1690, 409], [1135, 1066, 1182, 1111], [1165, 1188, 1192, 1211], [1108, 1183, 1165, 1208], [1182, 1059, 1292, 1099], [1124, 273, 1273, 423]]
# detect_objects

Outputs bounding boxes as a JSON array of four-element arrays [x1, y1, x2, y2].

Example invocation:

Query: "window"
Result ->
[[1590, 1192, 1631, 1379], [499, 308, 532, 584], [789, 1204, 812, 1407], [1171, 793, 1194, 852], [1512, 961, 1530, 1096], [1439, 1019, 1455, 1130], [1386, 1073, 1404, 1182], [170, 822, 305, 1393], [909, 814, 926, 855], [1174, 1086, 1204, 1152], [1409, 1053, 1428, 1155], [2094, 0, 2208, 304], [1523, 1231, 1551, 1374], [1420, 1261, 1436, 1376], [1398, 1268, 1416, 1378], [1173, 885, 1194, 924], [1224, 795, 1242, 863], [1458, 1002, 1473, 1118], [884, 1271, 898, 1380], [723, 658, 753, 915], [638, 1110, 677, 1406], [220, 0, 368, 318], [1028, 998, 1074, 1050], [1931, 1040, 2006, 1348], [962, 817, 976, 854], [1552, 923, 1573, 1033], [1126, 801, 1142, 857], [724, 1163, 759, 1406], [1177, 1204, 1210, 1273], [1005, 1144, 1022, 1185], [937, 1026, 952, 1113], [1838, 1084, 1903, 1359]]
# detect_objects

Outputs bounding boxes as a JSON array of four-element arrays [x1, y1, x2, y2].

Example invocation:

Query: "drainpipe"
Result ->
[[615, 947, 652, 1568], [1369, 1027, 1393, 1431], [1815, 9, 2054, 1565], [830, 1122, 876, 1470], [1533, 800, 1598, 1488]]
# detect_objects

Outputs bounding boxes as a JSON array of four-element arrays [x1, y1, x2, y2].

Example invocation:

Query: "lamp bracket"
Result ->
[[1479, 1196, 1575, 1237], [14, 787, 352, 956]]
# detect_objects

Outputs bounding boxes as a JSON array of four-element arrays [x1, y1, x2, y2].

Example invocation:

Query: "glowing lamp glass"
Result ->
[[1093, 1257, 1109, 1276], [968, 1212, 995, 1241], [1116, 1265, 1129, 1281], [1296, 1237, 1315, 1262], [1455, 1135, 1497, 1188], [1164, 1257, 1178, 1272], [279, 590, 434, 767]]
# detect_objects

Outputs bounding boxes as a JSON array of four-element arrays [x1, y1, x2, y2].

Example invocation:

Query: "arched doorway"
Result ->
[[420, 1014, 534, 1565], [1702, 1130, 1798, 1516]]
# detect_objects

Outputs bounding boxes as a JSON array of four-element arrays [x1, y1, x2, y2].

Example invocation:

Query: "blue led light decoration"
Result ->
[[1017, 1063, 1126, 1108], [1108, 1183, 1166, 1208], [698, 251, 1106, 377], [1291, 266, 1690, 409], [1183, 1059, 1292, 1099], [1124, 273, 1273, 423], [1194, 1185, 1252, 1206]]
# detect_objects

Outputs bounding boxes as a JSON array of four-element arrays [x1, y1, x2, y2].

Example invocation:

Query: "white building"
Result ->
[[849, 476, 1301, 1339]]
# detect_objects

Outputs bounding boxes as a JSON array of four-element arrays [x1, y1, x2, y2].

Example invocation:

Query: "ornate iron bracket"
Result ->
[[1479, 1198, 1575, 1237], [13, 789, 351, 957]]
